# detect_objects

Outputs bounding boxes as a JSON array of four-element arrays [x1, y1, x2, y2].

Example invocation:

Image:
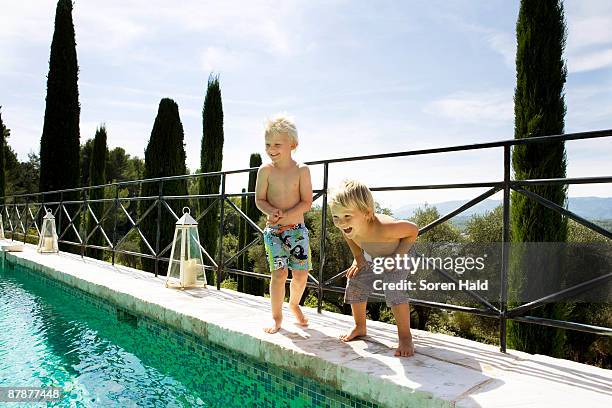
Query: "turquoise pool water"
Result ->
[[0, 262, 380, 407]]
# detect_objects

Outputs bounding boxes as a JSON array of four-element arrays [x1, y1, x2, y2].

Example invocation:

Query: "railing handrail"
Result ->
[[3, 128, 611, 200], [2, 128, 612, 355]]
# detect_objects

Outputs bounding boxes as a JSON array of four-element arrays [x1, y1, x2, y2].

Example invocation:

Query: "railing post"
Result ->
[[58, 191, 64, 246], [39, 193, 45, 243], [81, 189, 87, 258], [10, 198, 14, 241], [155, 181, 163, 278], [23, 196, 29, 244], [216, 174, 226, 290], [111, 185, 119, 266], [500, 145, 511, 352], [318, 163, 329, 313]]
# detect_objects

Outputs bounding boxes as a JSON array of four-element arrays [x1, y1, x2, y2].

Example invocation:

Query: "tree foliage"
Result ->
[[242, 153, 264, 295], [199, 75, 224, 283], [564, 220, 612, 368], [407, 206, 464, 329], [509, 0, 569, 356], [0, 108, 6, 202], [86, 126, 108, 259], [80, 138, 93, 187], [140, 99, 188, 274], [39, 0, 81, 252]]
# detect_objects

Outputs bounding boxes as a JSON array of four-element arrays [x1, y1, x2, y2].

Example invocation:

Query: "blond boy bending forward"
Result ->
[[330, 180, 419, 357], [255, 114, 313, 334]]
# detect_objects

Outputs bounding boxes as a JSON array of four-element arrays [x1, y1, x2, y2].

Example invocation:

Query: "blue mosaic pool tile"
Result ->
[[7, 261, 383, 408]]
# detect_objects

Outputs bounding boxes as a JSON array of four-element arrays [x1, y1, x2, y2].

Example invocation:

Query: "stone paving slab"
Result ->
[[2, 243, 611, 407]]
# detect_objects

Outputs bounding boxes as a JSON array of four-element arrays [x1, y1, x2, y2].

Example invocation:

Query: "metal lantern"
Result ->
[[165, 207, 207, 289], [0, 214, 4, 240], [37, 209, 59, 253]]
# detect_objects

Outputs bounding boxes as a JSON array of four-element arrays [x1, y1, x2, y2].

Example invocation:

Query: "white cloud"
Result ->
[[0, 3, 54, 43], [566, 83, 612, 101], [93, 99, 158, 113], [564, 7, 612, 73], [0, 106, 44, 160], [137, 1, 302, 57], [436, 12, 516, 69], [81, 120, 150, 159], [424, 91, 513, 125], [447, 2, 612, 74], [567, 16, 612, 49], [2, 0, 610, 206], [565, 2, 612, 73], [567, 48, 612, 73], [201, 47, 245, 73], [80, 81, 201, 102], [74, 0, 303, 59], [487, 32, 515, 68], [75, 11, 148, 54], [0, 3, 54, 74], [0, 0, 306, 76]]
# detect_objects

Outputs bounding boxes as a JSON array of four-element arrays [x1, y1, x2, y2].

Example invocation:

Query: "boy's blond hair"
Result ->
[[329, 180, 375, 219], [265, 113, 298, 147]]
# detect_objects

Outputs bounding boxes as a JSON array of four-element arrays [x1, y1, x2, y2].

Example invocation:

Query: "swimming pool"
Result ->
[[0, 262, 380, 407]]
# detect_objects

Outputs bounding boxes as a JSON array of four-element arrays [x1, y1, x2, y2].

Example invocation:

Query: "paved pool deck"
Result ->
[[2, 243, 611, 407]]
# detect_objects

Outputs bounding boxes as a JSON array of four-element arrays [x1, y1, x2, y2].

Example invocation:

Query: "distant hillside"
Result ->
[[393, 196, 612, 221]]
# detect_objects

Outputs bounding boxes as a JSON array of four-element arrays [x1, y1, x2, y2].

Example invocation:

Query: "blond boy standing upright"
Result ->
[[255, 114, 313, 334]]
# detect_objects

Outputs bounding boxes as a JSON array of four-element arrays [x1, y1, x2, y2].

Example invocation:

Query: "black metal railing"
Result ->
[[2, 129, 612, 352]]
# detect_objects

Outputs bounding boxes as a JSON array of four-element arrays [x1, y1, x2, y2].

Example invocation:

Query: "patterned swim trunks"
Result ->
[[263, 223, 312, 272], [344, 251, 411, 307]]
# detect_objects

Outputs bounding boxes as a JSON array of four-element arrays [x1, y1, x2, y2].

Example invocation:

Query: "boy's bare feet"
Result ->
[[394, 335, 415, 357], [264, 318, 282, 334], [289, 304, 309, 326], [339, 325, 367, 342]]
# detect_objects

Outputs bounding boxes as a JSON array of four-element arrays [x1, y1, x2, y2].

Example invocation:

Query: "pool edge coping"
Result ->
[[3, 249, 453, 408]]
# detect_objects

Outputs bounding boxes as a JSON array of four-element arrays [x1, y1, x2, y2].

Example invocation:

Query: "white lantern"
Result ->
[[0, 214, 4, 240], [165, 207, 207, 289], [37, 209, 59, 253]]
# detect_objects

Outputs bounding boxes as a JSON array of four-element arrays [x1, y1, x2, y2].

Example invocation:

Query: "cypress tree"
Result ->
[[199, 75, 224, 283], [86, 126, 107, 260], [80, 138, 94, 187], [140, 99, 188, 274], [508, 0, 568, 356], [0, 108, 6, 202], [243, 153, 264, 295], [39, 0, 80, 251], [237, 188, 247, 292]]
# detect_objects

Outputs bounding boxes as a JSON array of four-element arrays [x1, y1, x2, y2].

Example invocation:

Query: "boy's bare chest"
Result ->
[[268, 168, 300, 192], [358, 241, 400, 257]]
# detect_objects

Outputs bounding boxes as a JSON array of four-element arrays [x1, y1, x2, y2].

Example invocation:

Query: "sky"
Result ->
[[1, 0, 611, 211]]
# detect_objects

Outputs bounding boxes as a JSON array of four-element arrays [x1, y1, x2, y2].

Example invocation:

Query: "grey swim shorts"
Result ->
[[344, 261, 411, 307]]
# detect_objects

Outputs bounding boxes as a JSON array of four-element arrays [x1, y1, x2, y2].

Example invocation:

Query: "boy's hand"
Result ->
[[346, 255, 367, 278], [267, 208, 284, 224], [267, 213, 279, 223]]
